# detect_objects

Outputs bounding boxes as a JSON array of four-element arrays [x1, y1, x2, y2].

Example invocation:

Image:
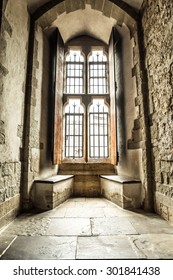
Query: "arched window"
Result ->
[[63, 46, 111, 162], [89, 99, 109, 158], [64, 99, 84, 158], [88, 51, 108, 94], [53, 34, 117, 165], [65, 50, 84, 94]]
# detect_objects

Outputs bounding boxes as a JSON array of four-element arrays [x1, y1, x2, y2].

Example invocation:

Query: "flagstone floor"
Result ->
[[1, 198, 173, 259]]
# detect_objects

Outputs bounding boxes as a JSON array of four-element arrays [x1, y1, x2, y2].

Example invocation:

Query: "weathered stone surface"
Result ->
[[129, 0, 173, 217], [74, 175, 100, 197], [91, 217, 138, 235], [100, 176, 141, 209], [0, 0, 29, 228], [0, 128, 5, 144], [32, 175, 74, 210], [1, 198, 173, 259], [0, 194, 20, 229], [77, 236, 138, 259], [47, 218, 91, 236], [141, 0, 173, 222], [2, 14, 13, 37], [1, 236, 77, 260], [129, 234, 173, 259], [0, 236, 16, 258], [103, 0, 113, 17], [0, 162, 21, 202], [95, 0, 104, 12]]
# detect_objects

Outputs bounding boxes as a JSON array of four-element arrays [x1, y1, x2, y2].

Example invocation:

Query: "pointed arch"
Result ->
[[32, 0, 138, 22]]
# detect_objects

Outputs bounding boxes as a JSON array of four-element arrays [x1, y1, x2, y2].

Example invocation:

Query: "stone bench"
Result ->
[[32, 175, 74, 210], [100, 175, 141, 209]]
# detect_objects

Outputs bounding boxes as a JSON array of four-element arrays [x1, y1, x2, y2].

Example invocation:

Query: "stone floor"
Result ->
[[1, 198, 173, 259]]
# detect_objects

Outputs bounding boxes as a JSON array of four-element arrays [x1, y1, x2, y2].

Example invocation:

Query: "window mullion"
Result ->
[[103, 106, 105, 158], [98, 105, 100, 158]]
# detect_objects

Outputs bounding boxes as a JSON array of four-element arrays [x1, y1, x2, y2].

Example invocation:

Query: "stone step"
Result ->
[[59, 163, 116, 175]]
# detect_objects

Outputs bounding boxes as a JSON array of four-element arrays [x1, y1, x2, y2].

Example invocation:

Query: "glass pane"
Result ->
[[65, 108, 84, 158], [88, 51, 108, 94], [65, 51, 84, 94], [89, 99, 109, 158]]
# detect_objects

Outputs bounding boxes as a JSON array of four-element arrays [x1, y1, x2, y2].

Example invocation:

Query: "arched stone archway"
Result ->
[[20, 0, 154, 212], [1, 0, 172, 230], [33, 0, 137, 33]]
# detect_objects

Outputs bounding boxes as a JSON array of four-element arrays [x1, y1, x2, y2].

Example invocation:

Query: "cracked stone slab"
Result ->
[[128, 234, 173, 259], [46, 218, 91, 236], [0, 236, 77, 260], [128, 215, 173, 234], [0, 236, 16, 257], [1, 215, 51, 236], [91, 217, 138, 235], [76, 236, 139, 259]]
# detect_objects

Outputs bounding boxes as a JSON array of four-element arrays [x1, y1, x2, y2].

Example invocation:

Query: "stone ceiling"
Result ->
[[27, 1, 144, 44]]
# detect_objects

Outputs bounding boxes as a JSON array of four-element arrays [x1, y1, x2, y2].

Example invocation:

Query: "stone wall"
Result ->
[[116, 25, 143, 181], [40, 31, 59, 177], [0, 0, 29, 227], [22, 24, 58, 209], [141, 0, 173, 223]]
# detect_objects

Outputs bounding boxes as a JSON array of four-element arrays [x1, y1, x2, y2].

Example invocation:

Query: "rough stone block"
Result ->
[[32, 175, 74, 210], [95, 0, 104, 11], [100, 175, 141, 209], [0, 194, 20, 230], [56, 2, 66, 16], [74, 175, 100, 197], [160, 203, 169, 221], [17, 125, 23, 139], [0, 37, 7, 57], [65, 0, 84, 13], [2, 162, 14, 176], [0, 63, 8, 76], [86, 0, 95, 8], [103, 1, 112, 17], [135, 96, 142, 106], [127, 139, 140, 150], [0, 133, 5, 144], [132, 129, 142, 142], [2, 15, 13, 37], [111, 5, 124, 25]]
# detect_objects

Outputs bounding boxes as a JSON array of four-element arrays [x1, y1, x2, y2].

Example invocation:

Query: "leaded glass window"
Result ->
[[89, 99, 109, 158], [89, 51, 108, 94], [63, 47, 109, 160], [65, 50, 84, 94], [64, 99, 84, 158]]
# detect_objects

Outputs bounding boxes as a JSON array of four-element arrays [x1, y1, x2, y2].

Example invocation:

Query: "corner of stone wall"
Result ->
[[129, 0, 173, 219], [126, 11, 155, 211], [0, 0, 29, 228]]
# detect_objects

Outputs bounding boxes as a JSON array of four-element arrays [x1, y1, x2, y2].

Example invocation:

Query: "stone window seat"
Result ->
[[32, 175, 74, 210], [100, 175, 141, 209]]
